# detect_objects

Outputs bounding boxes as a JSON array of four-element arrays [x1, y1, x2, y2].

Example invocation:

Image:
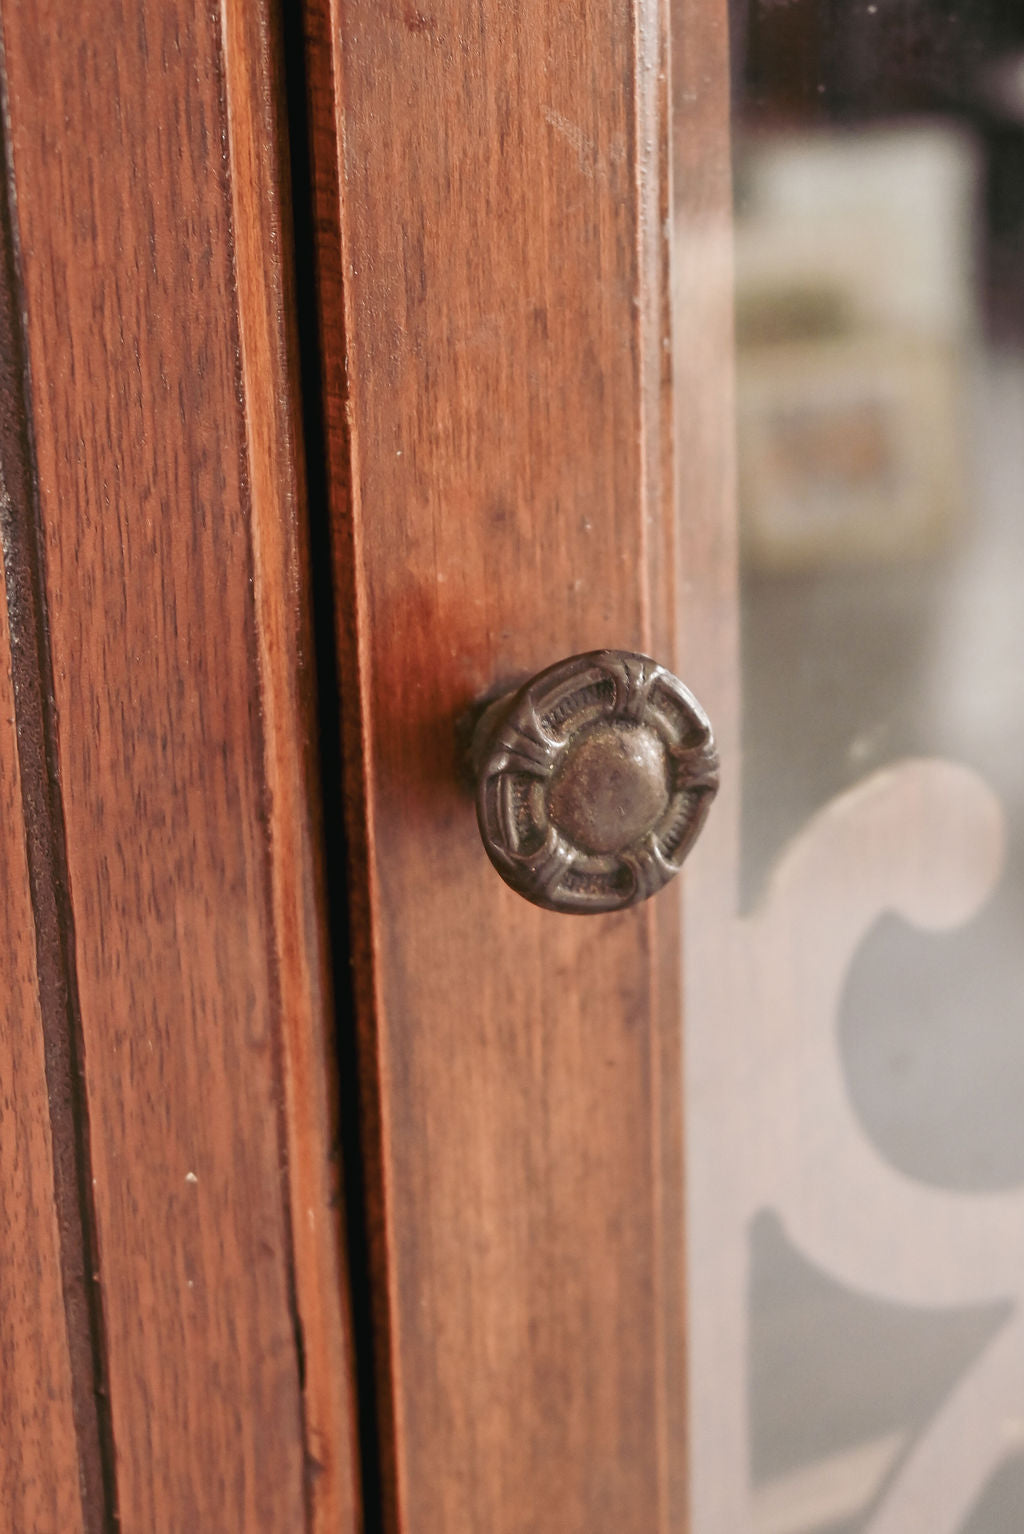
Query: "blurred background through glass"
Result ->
[[726, 5, 1024, 1531]]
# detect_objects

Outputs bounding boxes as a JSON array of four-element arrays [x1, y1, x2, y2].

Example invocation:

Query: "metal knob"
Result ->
[[471, 650, 719, 913]]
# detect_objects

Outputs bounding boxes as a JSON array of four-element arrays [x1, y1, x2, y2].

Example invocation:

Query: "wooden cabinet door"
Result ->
[[300, 1, 730, 1531], [0, 0, 731, 1529]]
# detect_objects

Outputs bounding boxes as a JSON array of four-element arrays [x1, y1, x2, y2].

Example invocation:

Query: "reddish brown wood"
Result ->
[[0, 66, 116, 1527], [220, 6, 363, 1528], [0, 0, 360, 1527], [306, 2, 685, 1529], [0, 556, 85, 1534]]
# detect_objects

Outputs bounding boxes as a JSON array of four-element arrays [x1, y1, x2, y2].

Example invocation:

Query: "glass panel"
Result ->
[[679, 5, 1024, 1531]]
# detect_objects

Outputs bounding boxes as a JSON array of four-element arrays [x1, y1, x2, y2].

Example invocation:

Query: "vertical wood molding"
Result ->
[[306, 2, 682, 1528], [0, 53, 115, 1529], [0, 0, 360, 1527], [219, 2, 363, 1528], [0, 544, 91, 1534]]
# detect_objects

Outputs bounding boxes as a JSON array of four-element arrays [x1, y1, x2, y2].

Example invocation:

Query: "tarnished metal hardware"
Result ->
[[470, 650, 719, 913]]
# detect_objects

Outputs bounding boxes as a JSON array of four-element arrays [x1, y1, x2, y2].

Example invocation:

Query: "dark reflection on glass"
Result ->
[[749, 1214, 1009, 1534], [734, 2, 1024, 1530], [961, 1455, 1024, 1533]]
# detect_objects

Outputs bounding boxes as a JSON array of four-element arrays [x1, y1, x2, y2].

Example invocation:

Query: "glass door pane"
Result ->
[[678, 5, 1024, 1531]]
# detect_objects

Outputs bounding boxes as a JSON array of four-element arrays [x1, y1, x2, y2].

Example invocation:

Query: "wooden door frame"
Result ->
[[301, 0, 730, 1526]]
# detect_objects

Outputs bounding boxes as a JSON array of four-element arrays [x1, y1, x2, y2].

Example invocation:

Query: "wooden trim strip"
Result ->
[[301, 0, 399, 1518], [0, 0, 358, 1523], [220, 2, 363, 1528], [305, 1, 684, 1527], [0, 44, 117, 1534]]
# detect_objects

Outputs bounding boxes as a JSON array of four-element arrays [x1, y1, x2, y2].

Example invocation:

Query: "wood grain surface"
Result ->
[[305, 1, 685, 1529], [220, 5, 362, 1528], [0, 0, 360, 1528], [0, 74, 114, 1531], [0, 538, 85, 1534]]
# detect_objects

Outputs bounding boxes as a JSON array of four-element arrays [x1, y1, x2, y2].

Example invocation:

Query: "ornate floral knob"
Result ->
[[471, 650, 719, 913]]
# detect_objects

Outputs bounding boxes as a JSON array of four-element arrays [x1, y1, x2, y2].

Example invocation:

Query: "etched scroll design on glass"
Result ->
[[685, 758, 1016, 1534]]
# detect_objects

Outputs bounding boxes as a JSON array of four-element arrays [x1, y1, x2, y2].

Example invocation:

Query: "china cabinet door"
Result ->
[[306, 1, 1024, 1531]]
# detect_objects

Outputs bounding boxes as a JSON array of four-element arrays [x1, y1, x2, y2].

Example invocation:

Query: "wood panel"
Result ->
[[0, 525, 85, 1534], [0, 76, 113, 1530], [305, 2, 684, 1529], [0, 0, 360, 1527]]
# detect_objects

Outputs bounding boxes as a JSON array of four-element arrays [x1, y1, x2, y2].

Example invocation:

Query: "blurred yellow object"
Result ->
[[736, 124, 977, 568], [739, 334, 965, 568]]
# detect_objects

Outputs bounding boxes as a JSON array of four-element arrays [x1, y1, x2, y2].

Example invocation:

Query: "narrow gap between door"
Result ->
[[278, 9, 389, 1531]]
